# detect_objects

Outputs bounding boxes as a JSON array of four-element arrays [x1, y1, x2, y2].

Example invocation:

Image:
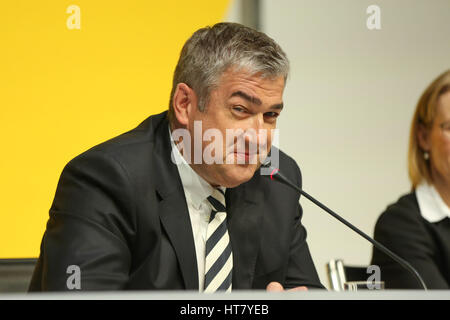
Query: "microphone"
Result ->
[[262, 162, 428, 290]]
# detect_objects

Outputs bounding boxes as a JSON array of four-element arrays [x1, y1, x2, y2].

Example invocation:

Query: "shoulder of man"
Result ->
[[62, 110, 168, 175], [78, 110, 167, 157], [48, 111, 169, 243]]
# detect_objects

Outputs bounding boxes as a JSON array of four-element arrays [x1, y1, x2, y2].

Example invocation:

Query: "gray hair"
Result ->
[[168, 22, 289, 121]]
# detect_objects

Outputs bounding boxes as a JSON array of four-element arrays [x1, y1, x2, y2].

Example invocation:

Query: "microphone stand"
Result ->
[[265, 166, 427, 290]]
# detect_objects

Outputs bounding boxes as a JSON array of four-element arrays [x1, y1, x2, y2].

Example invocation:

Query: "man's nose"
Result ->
[[254, 113, 264, 131], [245, 114, 268, 146]]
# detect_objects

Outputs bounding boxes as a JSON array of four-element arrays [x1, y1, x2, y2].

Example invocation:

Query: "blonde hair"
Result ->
[[408, 69, 450, 189]]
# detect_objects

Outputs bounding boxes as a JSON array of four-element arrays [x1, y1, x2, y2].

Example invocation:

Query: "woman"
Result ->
[[371, 70, 450, 289]]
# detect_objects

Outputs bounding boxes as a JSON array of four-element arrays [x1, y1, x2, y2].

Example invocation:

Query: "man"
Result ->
[[29, 22, 324, 291]]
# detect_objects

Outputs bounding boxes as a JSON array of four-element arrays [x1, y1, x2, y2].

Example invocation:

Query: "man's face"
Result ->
[[187, 68, 285, 188]]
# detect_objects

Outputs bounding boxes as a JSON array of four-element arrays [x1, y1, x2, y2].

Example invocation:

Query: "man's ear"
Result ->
[[172, 83, 198, 126], [417, 123, 431, 152]]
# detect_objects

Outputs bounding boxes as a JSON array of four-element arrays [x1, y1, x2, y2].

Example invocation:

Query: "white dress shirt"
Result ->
[[416, 182, 450, 223], [169, 127, 226, 291]]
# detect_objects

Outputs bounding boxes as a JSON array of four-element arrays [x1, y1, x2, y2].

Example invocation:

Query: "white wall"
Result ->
[[227, 0, 450, 288], [259, 0, 450, 288]]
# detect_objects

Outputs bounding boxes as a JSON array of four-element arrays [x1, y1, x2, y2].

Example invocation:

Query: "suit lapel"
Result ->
[[152, 117, 199, 290], [227, 174, 265, 289], [149, 113, 265, 290]]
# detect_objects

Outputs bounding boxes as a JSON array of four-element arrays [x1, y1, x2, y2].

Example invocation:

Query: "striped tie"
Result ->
[[204, 189, 233, 292]]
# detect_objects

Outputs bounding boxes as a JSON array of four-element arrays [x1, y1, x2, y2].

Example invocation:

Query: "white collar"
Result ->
[[168, 126, 226, 209], [415, 182, 450, 223]]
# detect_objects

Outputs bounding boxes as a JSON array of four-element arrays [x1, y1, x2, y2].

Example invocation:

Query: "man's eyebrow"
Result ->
[[230, 91, 262, 105], [230, 91, 284, 110], [270, 103, 284, 110]]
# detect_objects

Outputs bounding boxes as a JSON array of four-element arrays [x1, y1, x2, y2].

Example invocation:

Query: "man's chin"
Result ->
[[220, 164, 259, 188]]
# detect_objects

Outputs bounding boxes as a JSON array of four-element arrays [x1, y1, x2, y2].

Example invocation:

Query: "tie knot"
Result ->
[[207, 188, 226, 213]]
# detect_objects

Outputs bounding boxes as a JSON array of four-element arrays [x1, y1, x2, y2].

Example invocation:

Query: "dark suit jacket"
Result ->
[[29, 111, 324, 291], [371, 192, 450, 289]]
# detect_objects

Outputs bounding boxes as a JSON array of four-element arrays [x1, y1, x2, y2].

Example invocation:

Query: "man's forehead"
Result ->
[[220, 72, 285, 96]]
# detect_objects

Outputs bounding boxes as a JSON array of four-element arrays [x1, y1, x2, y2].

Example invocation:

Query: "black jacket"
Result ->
[[29, 111, 324, 291], [371, 192, 450, 289]]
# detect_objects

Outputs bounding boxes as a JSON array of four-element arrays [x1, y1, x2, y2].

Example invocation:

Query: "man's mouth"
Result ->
[[233, 151, 258, 164]]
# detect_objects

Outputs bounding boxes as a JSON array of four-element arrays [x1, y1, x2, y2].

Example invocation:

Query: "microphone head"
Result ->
[[259, 158, 280, 181]]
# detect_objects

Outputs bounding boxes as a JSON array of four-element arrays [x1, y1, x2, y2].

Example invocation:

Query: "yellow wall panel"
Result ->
[[0, 0, 231, 258]]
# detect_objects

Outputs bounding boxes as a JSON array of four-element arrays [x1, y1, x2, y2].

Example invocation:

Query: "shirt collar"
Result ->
[[169, 125, 225, 209], [415, 182, 450, 223]]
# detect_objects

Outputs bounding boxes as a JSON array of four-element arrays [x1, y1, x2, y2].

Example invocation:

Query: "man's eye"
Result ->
[[440, 121, 450, 131], [264, 112, 279, 118], [233, 106, 246, 113]]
